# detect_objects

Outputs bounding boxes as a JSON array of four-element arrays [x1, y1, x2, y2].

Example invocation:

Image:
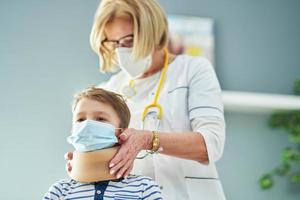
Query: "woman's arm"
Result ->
[[108, 128, 208, 179], [156, 131, 208, 163], [108, 114, 225, 178]]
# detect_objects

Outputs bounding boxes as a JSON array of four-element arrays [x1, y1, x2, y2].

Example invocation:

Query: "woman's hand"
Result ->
[[64, 152, 73, 175], [109, 128, 153, 178]]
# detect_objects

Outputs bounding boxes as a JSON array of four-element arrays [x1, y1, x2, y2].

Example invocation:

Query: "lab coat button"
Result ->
[[159, 186, 163, 190]]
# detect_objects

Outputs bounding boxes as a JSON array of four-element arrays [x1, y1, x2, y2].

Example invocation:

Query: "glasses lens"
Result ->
[[120, 36, 134, 48], [102, 35, 134, 51]]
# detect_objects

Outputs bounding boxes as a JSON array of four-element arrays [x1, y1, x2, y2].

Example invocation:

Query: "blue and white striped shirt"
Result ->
[[43, 175, 162, 200]]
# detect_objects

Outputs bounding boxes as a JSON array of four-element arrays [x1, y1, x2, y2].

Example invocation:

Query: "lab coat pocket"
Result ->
[[184, 177, 226, 200]]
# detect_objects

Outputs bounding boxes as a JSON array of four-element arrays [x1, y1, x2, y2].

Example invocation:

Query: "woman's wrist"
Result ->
[[141, 130, 153, 150]]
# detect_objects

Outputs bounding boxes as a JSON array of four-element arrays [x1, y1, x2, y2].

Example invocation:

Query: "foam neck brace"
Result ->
[[69, 146, 119, 182]]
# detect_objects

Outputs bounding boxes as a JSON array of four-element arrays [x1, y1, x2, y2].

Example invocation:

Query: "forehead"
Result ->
[[104, 16, 133, 40], [73, 98, 119, 120]]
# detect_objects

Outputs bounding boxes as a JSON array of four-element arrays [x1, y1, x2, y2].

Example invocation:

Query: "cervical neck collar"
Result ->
[[69, 146, 119, 182]]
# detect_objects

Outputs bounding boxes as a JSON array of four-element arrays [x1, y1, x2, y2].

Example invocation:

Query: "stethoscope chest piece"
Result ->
[[122, 84, 136, 99], [142, 109, 161, 131]]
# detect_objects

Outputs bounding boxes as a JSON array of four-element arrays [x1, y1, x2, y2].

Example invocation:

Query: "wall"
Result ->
[[0, 0, 299, 199]]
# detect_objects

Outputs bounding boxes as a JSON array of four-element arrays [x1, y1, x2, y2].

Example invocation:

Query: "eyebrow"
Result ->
[[75, 111, 110, 118]]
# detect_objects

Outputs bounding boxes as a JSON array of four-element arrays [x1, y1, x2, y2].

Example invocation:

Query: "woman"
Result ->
[[66, 0, 226, 199]]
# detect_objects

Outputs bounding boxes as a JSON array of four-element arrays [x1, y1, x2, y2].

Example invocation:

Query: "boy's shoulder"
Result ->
[[43, 179, 95, 199], [51, 178, 78, 187], [48, 178, 93, 193]]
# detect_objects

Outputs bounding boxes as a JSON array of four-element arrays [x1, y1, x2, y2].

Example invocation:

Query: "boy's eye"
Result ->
[[76, 118, 85, 122], [96, 117, 107, 122]]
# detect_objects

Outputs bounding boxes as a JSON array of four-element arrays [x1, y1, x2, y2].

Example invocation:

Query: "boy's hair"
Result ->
[[72, 86, 131, 128]]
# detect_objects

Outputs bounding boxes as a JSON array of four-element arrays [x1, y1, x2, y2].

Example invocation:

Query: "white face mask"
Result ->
[[116, 47, 152, 78]]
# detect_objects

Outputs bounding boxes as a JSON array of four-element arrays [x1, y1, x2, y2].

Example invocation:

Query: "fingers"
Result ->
[[64, 152, 73, 174], [110, 155, 128, 178], [109, 128, 141, 178], [109, 145, 128, 170], [109, 145, 137, 179], [123, 162, 134, 178], [110, 152, 134, 179], [117, 159, 134, 179], [68, 162, 72, 172], [110, 131, 132, 166], [119, 129, 133, 142], [119, 132, 127, 141], [64, 152, 73, 161], [65, 161, 72, 175], [67, 161, 72, 172]]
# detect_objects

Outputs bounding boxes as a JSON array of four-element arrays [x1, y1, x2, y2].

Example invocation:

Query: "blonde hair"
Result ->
[[72, 86, 131, 129], [90, 0, 169, 72]]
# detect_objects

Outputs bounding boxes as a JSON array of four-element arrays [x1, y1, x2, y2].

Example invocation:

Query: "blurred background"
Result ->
[[0, 0, 300, 199]]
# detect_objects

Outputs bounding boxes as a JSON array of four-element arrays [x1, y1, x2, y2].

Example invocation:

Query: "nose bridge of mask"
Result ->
[[72, 120, 115, 134], [68, 119, 118, 152]]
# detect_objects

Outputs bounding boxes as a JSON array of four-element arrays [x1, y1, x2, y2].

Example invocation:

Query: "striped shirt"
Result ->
[[43, 175, 162, 200]]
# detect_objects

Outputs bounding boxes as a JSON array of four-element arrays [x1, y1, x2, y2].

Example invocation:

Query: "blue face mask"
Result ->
[[67, 120, 118, 152]]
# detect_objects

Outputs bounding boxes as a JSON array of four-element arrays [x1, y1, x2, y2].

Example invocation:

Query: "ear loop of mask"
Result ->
[[136, 49, 169, 159]]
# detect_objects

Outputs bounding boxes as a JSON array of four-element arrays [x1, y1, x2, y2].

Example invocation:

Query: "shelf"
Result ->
[[222, 91, 300, 113]]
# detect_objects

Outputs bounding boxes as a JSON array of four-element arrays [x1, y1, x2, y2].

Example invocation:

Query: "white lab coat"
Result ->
[[101, 55, 226, 200]]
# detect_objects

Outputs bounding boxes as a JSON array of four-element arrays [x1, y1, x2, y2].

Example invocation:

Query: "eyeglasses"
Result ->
[[101, 34, 134, 51]]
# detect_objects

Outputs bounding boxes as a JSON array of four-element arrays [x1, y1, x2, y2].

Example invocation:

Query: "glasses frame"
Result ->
[[101, 34, 134, 51]]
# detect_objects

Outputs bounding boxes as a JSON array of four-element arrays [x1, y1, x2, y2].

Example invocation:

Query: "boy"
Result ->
[[43, 87, 162, 200]]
